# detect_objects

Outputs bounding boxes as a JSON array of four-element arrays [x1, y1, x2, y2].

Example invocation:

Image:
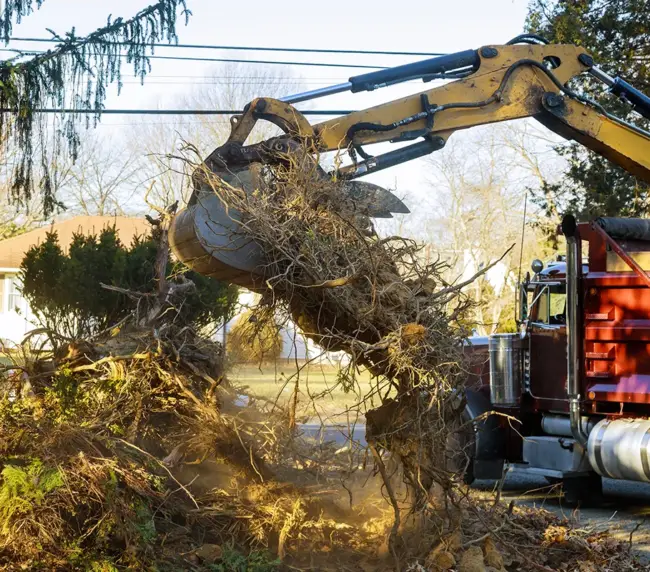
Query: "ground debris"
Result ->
[[0, 152, 644, 570], [2, 324, 641, 571], [0, 323, 383, 571]]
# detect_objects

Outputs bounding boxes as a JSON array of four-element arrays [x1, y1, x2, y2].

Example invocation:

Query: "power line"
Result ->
[[65, 79, 429, 87], [117, 81, 335, 85], [0, 108, 353, 115], [115, 75, 442, 86], [9, 37, 448, 58], [145, 75, 351, 80], [0, 48, 386, 69], [98, 120, 234, 126]]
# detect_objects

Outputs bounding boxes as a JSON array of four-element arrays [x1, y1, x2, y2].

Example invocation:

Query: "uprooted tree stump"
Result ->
[[186, 149, 480, 503]]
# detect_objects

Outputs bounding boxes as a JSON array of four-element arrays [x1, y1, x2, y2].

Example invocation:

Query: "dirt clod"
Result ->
[[426, 548, 456, 570], [459, 545, 486, 572], [483, 537, 504, 570], [193, 543, 223, 563]]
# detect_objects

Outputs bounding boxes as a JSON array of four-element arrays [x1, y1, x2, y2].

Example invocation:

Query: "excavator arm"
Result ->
[[171, 37, 650, 286], [201, 41, 650, 184]]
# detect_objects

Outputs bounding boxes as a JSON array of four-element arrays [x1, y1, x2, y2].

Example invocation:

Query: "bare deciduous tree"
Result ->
[[423, 126, 555, 335], [182, 63, 304, 144], [0, 141, 74, 238], [130, 64, 305, 211], [496, 120, 568, 237], [0, 195, 44, 239], [59, 131, 140, 216]]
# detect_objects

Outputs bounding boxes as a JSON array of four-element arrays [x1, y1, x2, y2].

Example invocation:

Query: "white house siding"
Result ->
[[0, 271, 33, 346]]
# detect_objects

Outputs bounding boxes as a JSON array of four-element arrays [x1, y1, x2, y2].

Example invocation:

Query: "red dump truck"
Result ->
[[464, 215, 650, 503]]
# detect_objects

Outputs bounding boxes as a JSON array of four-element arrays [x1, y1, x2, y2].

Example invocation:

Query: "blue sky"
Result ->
[[5, 0, 533, 212]]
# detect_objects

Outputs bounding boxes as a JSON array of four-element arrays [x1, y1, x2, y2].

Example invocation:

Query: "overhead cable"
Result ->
[[9, 37, 448, 57], [0, 108, 353, 115], [0, 48, 386, 69]]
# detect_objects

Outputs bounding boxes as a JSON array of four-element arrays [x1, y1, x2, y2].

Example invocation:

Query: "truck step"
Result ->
[[585, 370, 613, 378]]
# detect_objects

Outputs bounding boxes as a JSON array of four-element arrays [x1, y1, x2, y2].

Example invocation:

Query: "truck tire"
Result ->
[[562, 473, 603, 507]]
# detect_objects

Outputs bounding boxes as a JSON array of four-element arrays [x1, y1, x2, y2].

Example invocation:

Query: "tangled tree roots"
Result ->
[[191, 149, 482, 505], [227, 310, 284, 364]]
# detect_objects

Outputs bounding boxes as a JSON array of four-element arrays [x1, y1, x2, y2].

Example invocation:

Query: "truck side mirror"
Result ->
[[517, 272, 532, 325]]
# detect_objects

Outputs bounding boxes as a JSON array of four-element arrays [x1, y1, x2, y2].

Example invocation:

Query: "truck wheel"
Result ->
[[562, 473, 603, 507]]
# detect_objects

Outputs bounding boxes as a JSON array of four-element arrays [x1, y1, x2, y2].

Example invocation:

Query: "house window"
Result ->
[[0, 274, 4, 313], [7, 276, 23, 313]]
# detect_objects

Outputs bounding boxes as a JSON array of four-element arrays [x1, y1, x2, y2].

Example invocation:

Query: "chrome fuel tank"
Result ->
[[488, 333, 522, 407], [588, 418, 650, 482]]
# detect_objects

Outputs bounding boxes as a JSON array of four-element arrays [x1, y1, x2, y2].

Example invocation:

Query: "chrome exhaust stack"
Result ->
[[561, 215, 588, 447]]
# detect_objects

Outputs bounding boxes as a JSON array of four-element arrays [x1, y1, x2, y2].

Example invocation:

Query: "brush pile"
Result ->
[[0, 324, 642, 571], [0, 322, 384, 571], [0, 149, 644, 570]]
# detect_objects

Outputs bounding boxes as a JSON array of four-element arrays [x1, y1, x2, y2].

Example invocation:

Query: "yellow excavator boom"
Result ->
[[170, 36, 650, 286]]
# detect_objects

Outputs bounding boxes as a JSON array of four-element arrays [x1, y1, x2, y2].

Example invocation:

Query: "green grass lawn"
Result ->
[[227, 361, 381, 422]]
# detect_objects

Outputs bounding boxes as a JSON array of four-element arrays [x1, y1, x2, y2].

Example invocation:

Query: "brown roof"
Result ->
[[0, 216, 152, 270]]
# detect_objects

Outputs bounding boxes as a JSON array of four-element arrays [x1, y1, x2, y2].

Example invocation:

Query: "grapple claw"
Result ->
[[169, 99, 410, 288]]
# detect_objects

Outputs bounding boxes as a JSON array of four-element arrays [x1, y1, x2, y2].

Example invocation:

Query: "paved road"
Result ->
[[300, 423, 366, 446]]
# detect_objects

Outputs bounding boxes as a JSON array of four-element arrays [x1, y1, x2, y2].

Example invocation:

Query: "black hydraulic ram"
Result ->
[[610, 78, 650, 120], [341, 137, 446, 178], [580, 54, 650, 120], [348, 49, 479, 92], [281, 49, 480, 104]]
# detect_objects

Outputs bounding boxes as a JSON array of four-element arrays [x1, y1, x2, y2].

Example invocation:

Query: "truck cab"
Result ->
[[524, 260, 572, 410]]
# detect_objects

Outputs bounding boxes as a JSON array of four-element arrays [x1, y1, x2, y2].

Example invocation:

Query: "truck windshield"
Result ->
[[532, 284, 566, 325]]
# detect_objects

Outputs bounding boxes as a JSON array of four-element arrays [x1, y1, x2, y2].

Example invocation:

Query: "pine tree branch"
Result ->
[[0, 0, 191, 215], [1, 0, 46, 43]]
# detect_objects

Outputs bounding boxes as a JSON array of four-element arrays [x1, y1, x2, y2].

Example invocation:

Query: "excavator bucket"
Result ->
[[169, 167, 267, 289], [169, 103, 409, 289]]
